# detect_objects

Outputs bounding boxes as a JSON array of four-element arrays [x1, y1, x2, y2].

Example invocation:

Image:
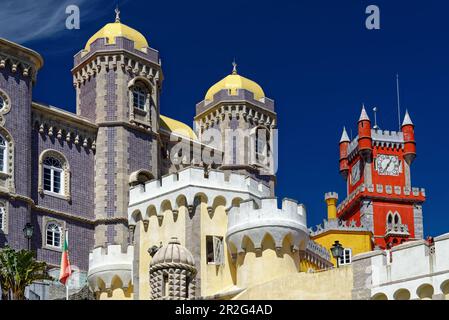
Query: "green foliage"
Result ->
[[0, 246, 53, 300]]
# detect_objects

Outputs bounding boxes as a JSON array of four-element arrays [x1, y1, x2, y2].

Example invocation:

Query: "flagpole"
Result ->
[[65, 230, 69, 301]]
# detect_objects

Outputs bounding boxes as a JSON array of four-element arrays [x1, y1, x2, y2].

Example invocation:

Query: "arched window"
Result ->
[[46, 223, 62, 248], [39, 150, 70, 200], [387, 212, 393, 228], [132, 85, 148, 111], [0, 127, 14, 193], [0, 204, 5, 232], [0, 135, 7, 173], [0, 90, 11, 114], [394, 212, 401, 225], [43, 157, 64, 194]]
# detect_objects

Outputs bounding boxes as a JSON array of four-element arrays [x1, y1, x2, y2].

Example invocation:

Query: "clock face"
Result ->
[[376, 154, 401, 176], [351, 160, 361, 185]]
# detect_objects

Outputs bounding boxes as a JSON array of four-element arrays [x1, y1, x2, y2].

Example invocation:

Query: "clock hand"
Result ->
[[386, 158, 393, 170]]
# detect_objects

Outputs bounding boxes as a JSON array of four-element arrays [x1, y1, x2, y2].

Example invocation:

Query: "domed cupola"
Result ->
[[194, 62, 277, 192], [204, 62, 265, 102], [84, 8, 149, 52], [149, 237, 197, 300]]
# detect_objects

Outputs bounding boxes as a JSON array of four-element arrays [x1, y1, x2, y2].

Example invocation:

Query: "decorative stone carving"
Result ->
[[149, 237, 197, 300]]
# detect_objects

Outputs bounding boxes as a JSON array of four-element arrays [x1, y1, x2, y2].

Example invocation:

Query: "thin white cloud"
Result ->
[[0, 0, 103, 44]]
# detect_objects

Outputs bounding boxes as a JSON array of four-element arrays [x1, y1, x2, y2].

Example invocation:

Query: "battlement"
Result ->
[[346, 129, 405, 159], [309, 218, 369, 237], [226, 198, 309, 253], [87, 245, 134, 292], [74, 36, 160, 67], [352, 233, 449, 299], [128, 167, 271, 224], [325, 192, 338, 201], [371, 129, 404, 143], [337, 183, 425, 214]]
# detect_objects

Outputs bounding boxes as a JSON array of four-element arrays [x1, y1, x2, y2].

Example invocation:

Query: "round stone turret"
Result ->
[[226, 198, 309, 288], [87, 245, 134, 299], [149, 237, 197, 300]]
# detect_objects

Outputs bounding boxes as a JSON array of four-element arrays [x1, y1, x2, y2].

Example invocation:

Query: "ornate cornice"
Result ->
[[72, 52, 162, 89], [0, 38, 44, 82]]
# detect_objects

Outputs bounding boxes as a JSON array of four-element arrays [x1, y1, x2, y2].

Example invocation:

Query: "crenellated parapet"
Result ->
[[195, 101, 276, 133], [352, 233, 449, 300], [87, 245, 134, 294], [226, 198, 308, 253], [309, 218, 368, 237], [347, 129, 405, 161], [337, 183, 425, 216], [72, 37, 162, 89], [128, 167, 271, 225]]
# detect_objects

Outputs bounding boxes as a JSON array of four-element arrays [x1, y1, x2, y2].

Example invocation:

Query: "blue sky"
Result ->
[[3, 0, 449, 236]]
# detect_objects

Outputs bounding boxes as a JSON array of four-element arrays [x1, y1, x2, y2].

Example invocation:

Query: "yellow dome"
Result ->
[[85, 21, 149, 52], [160, 115, 198, 141], [205, 65, 265, 101]]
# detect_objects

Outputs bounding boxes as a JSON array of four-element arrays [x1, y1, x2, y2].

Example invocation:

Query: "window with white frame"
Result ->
[[338, 248, 352, 265], [206, 235, 224, 265], [0, 205, 5, 231], [46, 223, 62, 248], [43, 157, 64, 194], [132, 86, 148, 111], [0, 135, 7, 173]]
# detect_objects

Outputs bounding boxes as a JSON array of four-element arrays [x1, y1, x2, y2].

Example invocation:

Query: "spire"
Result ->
[[115, 5, 121, 23], [358, 104, 370, 122], [340, 127, 350, 143], [232, 60, 238, 75], [402, 109, 414, 126]]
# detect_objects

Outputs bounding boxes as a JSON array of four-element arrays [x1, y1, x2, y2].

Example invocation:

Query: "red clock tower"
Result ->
[[337, 106, 425, 249]]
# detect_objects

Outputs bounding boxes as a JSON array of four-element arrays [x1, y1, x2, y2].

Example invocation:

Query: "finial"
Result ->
[[115, 5, 121, 23], [373, 107, 379, 129], [232, 59, 238, 75]]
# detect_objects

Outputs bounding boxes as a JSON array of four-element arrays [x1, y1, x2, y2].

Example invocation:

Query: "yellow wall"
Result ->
[[299, 258, 321, 272], [138, 200, 237, 299], [234, 266, 353, 300], [326, 198, 338, 220], [99, 287, 133, 300], [235, 236, 299, 288], [138, 206, 186, 299], [135, 200, 365, 299], [312, 230, 372, 266], [200, 202, 236, 296]]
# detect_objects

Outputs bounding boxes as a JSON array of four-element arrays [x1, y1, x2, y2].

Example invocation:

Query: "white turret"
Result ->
[[226, 197, 309, 288]]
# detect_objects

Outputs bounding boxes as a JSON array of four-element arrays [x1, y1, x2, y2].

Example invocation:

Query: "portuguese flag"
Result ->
[[59, 231, 72, 285]]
